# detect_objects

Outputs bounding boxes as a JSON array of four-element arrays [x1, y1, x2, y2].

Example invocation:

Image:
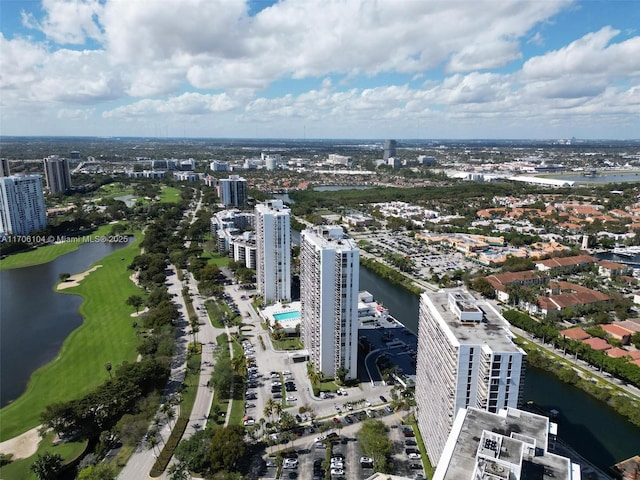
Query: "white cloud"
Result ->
[[2, 0, 640, 138], [103, 92, 239, 118], [522, 26, 640, 79], [22, 0, 104, 45], [0, 34, 47, 90]]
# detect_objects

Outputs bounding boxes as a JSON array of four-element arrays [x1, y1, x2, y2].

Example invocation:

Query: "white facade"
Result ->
[[0, 175, 47, 236], [434, 407, 577, 480], [415, 289, 525, 466], [218, 175, 247, 207], [300, 226, 359, 380], [255, 200, 291, 303]]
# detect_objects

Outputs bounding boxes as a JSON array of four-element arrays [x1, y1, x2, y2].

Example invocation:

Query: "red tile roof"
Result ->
[[560, 327, 591, 341], [607, 347, 631, 358], [536, 255, 597, 269], [601, 323, 633, 338], [583, 337, 611, 351]]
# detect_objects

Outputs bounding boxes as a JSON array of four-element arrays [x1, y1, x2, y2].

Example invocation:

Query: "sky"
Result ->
[[0, 0, 639, 140]]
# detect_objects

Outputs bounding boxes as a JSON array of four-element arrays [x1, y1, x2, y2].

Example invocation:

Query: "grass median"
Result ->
[[0, 233, 143, 441]]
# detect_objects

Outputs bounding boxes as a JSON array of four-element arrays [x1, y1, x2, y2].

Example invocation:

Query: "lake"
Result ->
[[0, 239, 131, 407]]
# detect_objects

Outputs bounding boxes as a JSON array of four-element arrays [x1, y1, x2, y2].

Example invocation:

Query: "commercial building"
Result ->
[[255, 200, 291, 303], [383, 139, 397, 160], [0, 158, 10, 177], [217, 174, 247, 207], [0, 175, 47, 235], [43, 155, 72, 194], [434, 407, 579, 480], [300, 226, 359, 380], [415, 288, 526, 465]]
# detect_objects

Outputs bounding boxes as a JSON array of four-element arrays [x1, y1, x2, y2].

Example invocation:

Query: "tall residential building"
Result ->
[[43, 155, 72, 194], [415, 288, 525, 465], [434, 407, 578, 480], [0, 175, 47, 236], [218, 174, 247, 207], [383, 139, 397, 160], [255, 200, 291, 303], [0, 158, 10, 177], [300, 226, 359, 380]]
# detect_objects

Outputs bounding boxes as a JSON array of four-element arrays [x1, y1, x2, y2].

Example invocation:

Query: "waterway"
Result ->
[[549, 172, 640, 184], [356, 253, 640, 472], [0, 239, 132, 407]]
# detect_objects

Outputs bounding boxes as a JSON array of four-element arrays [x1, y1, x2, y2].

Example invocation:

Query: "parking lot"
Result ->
[[258, 418, 426, 480], [216, 274, 426, 479]]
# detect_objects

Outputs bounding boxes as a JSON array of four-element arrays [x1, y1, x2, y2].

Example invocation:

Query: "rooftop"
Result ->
[[422, 288, 522, 352], [435, 407, 572, 480]]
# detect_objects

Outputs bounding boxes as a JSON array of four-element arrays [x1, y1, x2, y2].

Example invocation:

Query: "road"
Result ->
[[117, 265, 191, 480]]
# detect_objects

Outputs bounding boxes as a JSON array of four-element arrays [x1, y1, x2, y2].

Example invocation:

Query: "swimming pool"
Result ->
[[273, 311, 301, 321]]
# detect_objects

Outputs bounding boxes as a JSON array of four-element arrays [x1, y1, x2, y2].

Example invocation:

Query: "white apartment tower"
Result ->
[[0, 175, 47, 236], [255, 200, 291, 303], [218, 175, 247, 207], [415, 289, 525, 465], [300, 226, 359, 380], [43, 155, 72, 194]]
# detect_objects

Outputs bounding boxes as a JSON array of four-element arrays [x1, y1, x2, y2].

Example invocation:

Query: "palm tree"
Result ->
[[273, 402, 283, 420], [189, 315, 199, 343], [104, 362, 112, 379], [167, 462, 190, 480], [264, 398, 275, 423], [231, 355, 247, 377]]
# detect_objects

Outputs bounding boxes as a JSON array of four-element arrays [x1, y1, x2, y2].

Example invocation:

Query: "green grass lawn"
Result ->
[[271, 337, 304, 351], [0, 433, 87, 480], [0, 224, 118, 271], [0, 233, 143, 441], [159, 186, 181, 203], [201, 250, 230, 268]]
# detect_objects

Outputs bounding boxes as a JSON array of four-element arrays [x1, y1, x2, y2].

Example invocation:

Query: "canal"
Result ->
[[358, 263, 640, 472], [0, 239, 132, 407]]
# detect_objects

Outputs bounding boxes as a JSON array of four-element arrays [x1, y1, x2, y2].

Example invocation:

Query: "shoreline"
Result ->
[[56, 265, 103, 290], [0, 233, 141, 443]]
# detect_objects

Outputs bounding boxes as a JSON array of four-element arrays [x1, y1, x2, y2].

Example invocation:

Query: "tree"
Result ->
[[125, 295, 144, 314], [210, 426, 246, 472], [59, 272, 71, 282], [30, 451, 63, 480], [263, 398, 274, 423], [175, 429, 213, 473], [231, 355, 247, 377], [356, 419, 393, 473], [336, 367, 349, 384], [167, 462, 190, 480], [273, 402, 283, 419], [104, 362, 112, 379]]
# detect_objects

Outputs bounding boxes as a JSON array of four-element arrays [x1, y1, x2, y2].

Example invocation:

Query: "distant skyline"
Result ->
[[1, 0, 639, 140]]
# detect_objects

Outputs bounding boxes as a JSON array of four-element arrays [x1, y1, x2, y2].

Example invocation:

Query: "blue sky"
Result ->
[[0, 0, 638, 139]]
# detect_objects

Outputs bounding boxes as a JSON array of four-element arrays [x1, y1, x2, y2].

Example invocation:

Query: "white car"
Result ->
[[408, 452, 421, 460], [331, 461, 344, 469], [314, 435, 326, 442], [286, 395, 297, 402], [330, 468, 345, 475], [360, 457, 374, 464], [283, 459, 298, 468]]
